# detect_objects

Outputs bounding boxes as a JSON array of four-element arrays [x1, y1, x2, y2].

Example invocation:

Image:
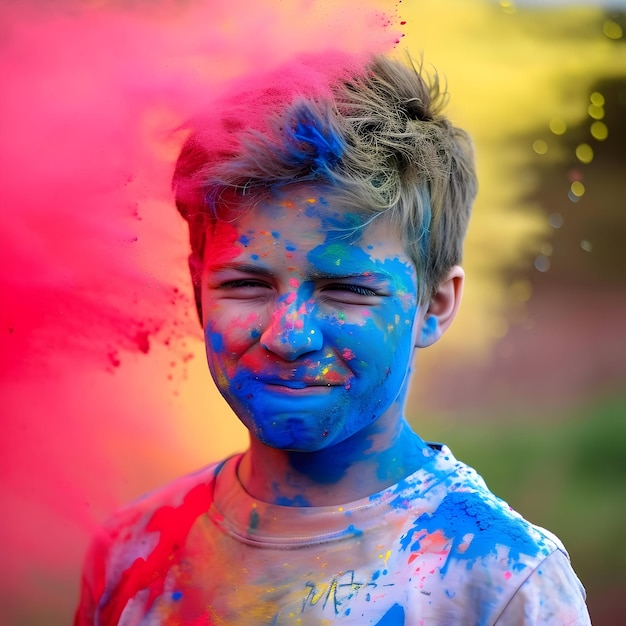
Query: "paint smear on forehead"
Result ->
[[0, 0, 401, 616]]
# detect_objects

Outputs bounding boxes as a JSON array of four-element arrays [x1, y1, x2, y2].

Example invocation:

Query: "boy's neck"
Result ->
[[237, 417, 431, 507]]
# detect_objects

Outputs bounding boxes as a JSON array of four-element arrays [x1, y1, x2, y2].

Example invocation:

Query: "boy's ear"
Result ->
[[416, 265, 465, 348], [189, 254, 204, 325]]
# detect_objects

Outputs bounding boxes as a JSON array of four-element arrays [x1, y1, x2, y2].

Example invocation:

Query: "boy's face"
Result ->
[[200, 184, 426, 452]]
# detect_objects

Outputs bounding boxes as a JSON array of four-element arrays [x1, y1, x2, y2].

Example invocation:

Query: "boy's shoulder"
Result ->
[[103, 457, 228, 540], [391, 446, 589, 624], [395, 444, 567, 572], [75, 458, 228, 624]]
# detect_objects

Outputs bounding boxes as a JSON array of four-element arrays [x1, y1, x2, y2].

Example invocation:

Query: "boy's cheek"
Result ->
[[205, 312, 265, 344], [327, 305, 416, 343]]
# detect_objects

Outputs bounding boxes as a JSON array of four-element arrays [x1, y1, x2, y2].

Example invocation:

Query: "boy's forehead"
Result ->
[[202, 183, 415, 277], [218, 183, 394, 241]]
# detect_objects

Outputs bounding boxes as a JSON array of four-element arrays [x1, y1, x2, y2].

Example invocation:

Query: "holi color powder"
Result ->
[[0, 0, 399, 620]]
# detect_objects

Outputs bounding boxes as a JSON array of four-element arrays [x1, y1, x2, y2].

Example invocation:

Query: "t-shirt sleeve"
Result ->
[[494, 549, 591, 625], [73, 526, 114, 626]]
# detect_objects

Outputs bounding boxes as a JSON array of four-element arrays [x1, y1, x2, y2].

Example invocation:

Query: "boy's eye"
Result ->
[[321, 283, 381, 304], [323, 284, 378, 296], [217, 279, 274, 299], [220, 279, 271, 289]]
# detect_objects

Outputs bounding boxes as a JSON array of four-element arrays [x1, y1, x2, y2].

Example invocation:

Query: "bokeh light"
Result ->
[[591, 120, 609, 140], [575, 143, 594, 164]]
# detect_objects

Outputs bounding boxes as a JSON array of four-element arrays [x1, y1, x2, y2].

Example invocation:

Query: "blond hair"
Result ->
[[173, 54, 477, 312]]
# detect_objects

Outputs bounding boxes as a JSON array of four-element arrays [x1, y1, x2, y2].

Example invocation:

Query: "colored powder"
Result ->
[[0, 0, 400, 619], [100, 481, 214, 623], [375, 603, 405, 625], [400, 491, 541, 573]]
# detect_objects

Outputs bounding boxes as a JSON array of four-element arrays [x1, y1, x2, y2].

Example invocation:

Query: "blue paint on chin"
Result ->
[[375, 603, 405, 625], [399, 491, 541, 574]]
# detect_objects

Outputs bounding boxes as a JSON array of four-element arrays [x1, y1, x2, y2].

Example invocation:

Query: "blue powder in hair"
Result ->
[[284, 105, 344, 174]]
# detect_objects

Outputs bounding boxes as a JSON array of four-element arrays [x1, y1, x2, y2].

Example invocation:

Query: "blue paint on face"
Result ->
[[201, 185, 423, 460], [399, 491, 542, 573], [375, 603, 405, 625], [302, 241, 419, 448], [239, 234, 251, 246], [304, 205, 364, 245], [207, 329, 223, 352]]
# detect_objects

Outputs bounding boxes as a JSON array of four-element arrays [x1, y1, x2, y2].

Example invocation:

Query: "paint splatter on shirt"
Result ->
[[74, 446, 590, 625]]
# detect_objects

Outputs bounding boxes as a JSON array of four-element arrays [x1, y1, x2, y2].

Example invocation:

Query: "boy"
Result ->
[[75, 54, 591, 625]]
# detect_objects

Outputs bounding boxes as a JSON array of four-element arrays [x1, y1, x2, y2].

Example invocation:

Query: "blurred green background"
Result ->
[[407, 4, 626, 624]]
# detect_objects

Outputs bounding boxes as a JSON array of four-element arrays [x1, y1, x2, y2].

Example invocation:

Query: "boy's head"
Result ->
[[171, 53, 477, 451], [173, 53, 477, 318]]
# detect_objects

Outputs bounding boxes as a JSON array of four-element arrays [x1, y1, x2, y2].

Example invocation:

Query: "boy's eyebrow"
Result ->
[[308, 270, 391, 281], [209, 263, 273, 276], [210, 262, 392, 282]]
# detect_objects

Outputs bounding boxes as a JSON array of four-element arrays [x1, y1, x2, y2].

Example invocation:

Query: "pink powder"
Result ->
[[342, 348, 356, 360], [0, 0, 399, 619]]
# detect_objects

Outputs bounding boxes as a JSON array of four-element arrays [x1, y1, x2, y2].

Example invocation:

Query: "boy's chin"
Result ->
[[248, 417, 341, 453], [254, 429, 332, 454]]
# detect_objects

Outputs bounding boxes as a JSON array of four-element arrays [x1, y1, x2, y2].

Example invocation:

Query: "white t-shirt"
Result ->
[[75, 444, 591, 625]]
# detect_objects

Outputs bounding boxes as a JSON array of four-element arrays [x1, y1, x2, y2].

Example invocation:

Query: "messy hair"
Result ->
[[173, 54, 477, 316]]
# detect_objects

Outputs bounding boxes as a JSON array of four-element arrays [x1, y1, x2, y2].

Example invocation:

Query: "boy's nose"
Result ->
[[260, 292, 323, 361]]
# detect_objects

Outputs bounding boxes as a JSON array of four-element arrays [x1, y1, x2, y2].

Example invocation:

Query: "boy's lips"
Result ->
[[258, 382, 337, 396], [257, 376, 345, 389]]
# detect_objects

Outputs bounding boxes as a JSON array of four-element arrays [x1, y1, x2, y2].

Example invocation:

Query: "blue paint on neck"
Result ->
[[375, 421, 429, 484], [287, 433, 374, 484]]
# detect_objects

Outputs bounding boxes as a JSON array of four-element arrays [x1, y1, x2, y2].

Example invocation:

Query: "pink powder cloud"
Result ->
[[0, 0, 399, 621]]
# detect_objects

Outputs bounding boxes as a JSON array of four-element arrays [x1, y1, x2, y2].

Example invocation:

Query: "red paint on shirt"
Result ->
[[100, 481, 214, 623]]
